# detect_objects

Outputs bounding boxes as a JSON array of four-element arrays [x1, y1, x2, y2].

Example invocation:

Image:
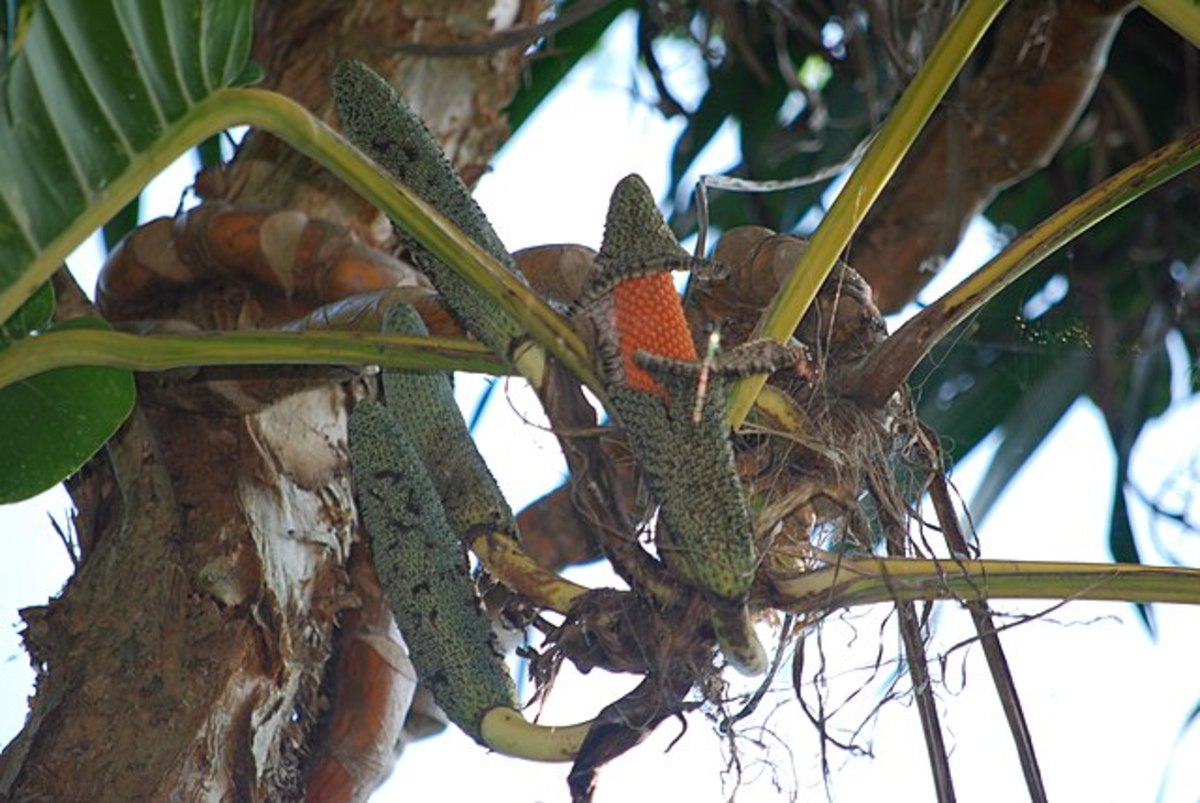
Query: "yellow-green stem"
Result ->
[[468, 531, 591, 614], [478, 707, 593, 762], [0, 328, 506, 391], [774, 557, 1200, 612], [728, 0, 1006, 427], [227, 89, 600, 394], [1140, 0, 1200, 49], [0, 88, 599, 395], [849, 124, 1200, 406]]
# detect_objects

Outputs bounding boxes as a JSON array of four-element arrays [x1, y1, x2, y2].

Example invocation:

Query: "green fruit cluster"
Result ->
[[333, 60, 523, 359], [349, 398, 516, 742]]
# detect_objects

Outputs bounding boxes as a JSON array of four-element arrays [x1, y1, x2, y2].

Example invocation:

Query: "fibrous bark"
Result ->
[[0, 1, 541, 800]]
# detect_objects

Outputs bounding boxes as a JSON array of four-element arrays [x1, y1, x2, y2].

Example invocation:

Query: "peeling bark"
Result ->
[[0, 1, 541, 799]]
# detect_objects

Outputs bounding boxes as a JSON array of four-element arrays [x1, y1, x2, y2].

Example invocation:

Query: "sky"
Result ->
[[3, 10, 1199, 802]]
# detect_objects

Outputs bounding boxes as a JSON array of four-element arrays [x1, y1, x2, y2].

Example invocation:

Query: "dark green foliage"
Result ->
[[195, 133, 226, 171], [0, 279, 52, 344], [504, 0, 634, 133], [102, 196, 140, 254], [0, 315, 135, 502], [663, 11, 879, 237], [0, 0, 254, 294], [0, 0, 252, 501]]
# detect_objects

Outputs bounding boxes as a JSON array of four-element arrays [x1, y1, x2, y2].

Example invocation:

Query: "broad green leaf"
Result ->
[[0, 316, 135, 503], [0, 0, 251, 501], [0, 279, 51, 345], [0, 0, 253, 325]]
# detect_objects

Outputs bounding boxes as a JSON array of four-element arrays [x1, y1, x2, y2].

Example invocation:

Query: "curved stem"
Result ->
[[468, 530, 592, 613], [0, 328, 506, 391], [772, 556, 1200, 613], [225, 88, 601, 395], [845, 125, 1200, 407], [478, 707, 593, 762], [727, 0, 1007, 427], [2, 86, 600, 396]]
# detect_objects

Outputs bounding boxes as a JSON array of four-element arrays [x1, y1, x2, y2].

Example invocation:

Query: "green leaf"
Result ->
[[195, 132, 224, 171], [1108, 485, 1154, 632], [0, 279, 52, 345], [230, 57, 263, 88], [102, 195, 140, 253], [970, 352, 1089, 524], [0, 0, 253, 324], [503, 0, 632, 134], [0, 316, 134, 503], [667, 61, 756, 196]]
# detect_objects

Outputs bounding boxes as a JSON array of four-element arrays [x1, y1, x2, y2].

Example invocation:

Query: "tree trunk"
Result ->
[[0, 2, 541, 800]]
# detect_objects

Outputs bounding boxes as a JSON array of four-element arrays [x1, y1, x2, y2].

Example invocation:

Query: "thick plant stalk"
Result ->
[[771, 558, 1200, 610], [0, 328, 503, 392]]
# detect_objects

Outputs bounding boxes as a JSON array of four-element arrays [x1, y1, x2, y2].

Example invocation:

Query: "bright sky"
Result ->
[[3, 10, 1199, 802]]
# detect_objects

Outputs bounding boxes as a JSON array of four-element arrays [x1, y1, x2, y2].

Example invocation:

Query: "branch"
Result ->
[[771, 556, 1200, 612], [844, 124, 1200, 408], [0, 328, 506, 392]]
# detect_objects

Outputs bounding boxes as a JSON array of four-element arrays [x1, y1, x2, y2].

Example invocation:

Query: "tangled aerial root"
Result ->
[[505, 227, 945, 799]]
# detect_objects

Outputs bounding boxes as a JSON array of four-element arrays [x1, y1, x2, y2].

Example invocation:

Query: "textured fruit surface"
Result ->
[[581, 175, 767, 673], [610, 378, 754, 601], [378, 303, 516, 539], [349, 399, 516, 742], [612, 274, 697, 395], [333, 60, 521, 357]]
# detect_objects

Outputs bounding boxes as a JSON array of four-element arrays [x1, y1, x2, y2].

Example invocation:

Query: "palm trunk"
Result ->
[[0, 2, 538, 800]]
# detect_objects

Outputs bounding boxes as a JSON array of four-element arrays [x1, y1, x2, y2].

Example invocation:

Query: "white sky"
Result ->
[[3, 10, 1199, 802]]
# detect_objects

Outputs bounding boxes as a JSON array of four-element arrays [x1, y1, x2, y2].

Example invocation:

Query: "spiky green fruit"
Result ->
[[349, 398, 516, 742], [576, 176, 768, 675], [332, 59, 522, 357], [377, 302, 516, 539]]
